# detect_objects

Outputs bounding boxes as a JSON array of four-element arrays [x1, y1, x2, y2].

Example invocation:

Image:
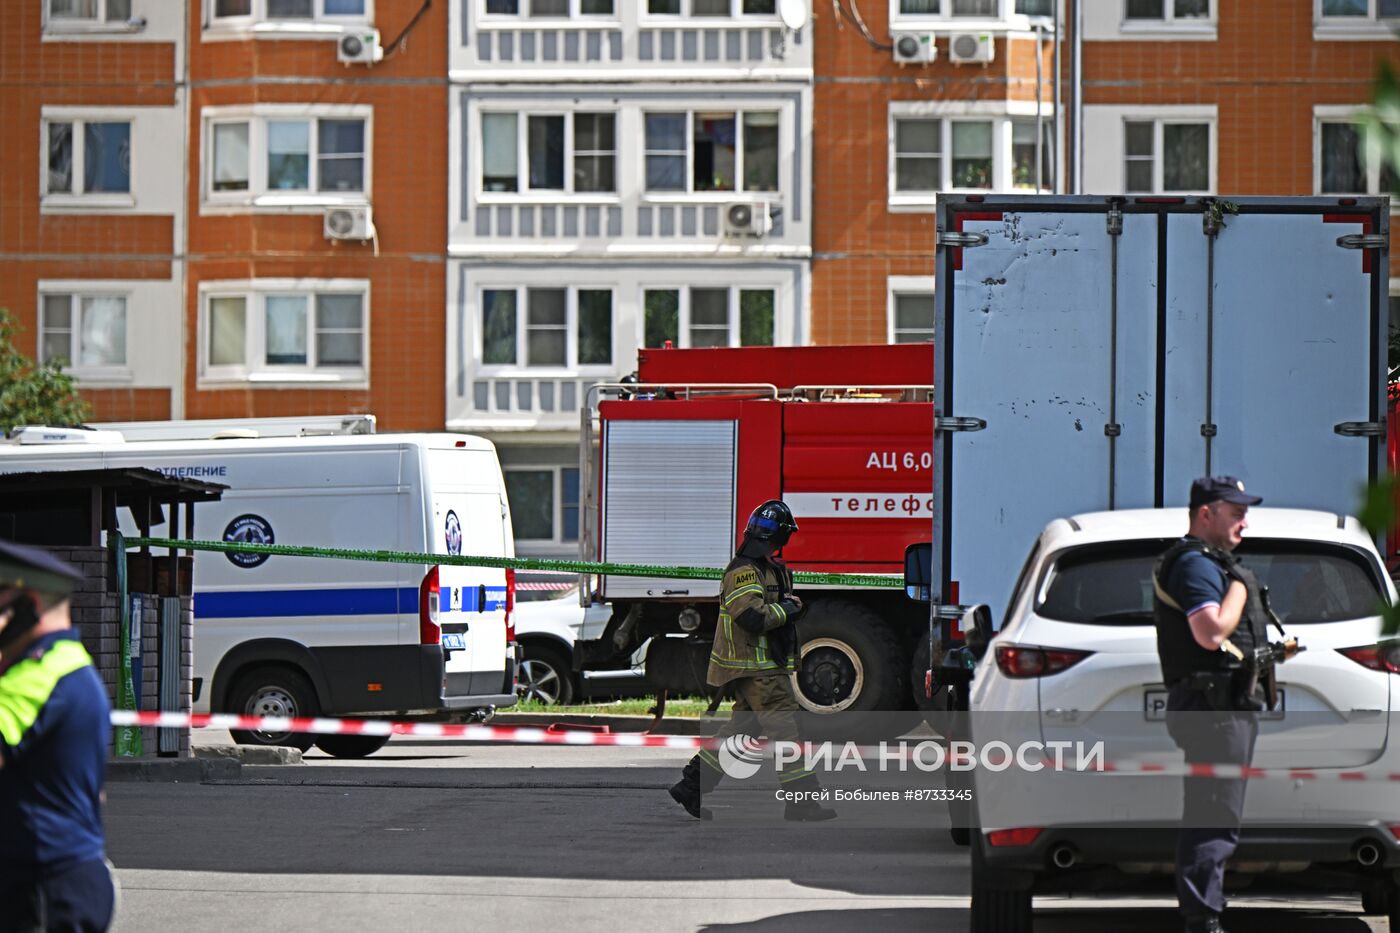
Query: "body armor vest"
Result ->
[[1153, 538, 1266, 686]]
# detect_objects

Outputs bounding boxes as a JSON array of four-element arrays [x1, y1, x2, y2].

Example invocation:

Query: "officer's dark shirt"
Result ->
[[0, 630, 109, 869], [1163, 540, 1229, 621]]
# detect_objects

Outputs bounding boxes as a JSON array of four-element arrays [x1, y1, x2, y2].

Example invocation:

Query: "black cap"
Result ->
[[0, 540, 84, 597], [1189, 476, 1263, 511]]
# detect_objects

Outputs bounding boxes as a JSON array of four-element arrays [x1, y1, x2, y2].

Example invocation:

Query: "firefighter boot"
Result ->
[[669, 755, 718, 821], [782, 776, 837, 822]]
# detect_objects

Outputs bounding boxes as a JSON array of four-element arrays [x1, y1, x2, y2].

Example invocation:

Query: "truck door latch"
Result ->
[[1336, 234, 1388, 250], [1334, 421, 1385, 437], [935, 417, 987, 433], [937, 231, 989, 249]]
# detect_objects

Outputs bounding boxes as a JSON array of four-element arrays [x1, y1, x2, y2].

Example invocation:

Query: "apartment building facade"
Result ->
[[810, 0, 1400, 349], [446, 1, 814, 555]]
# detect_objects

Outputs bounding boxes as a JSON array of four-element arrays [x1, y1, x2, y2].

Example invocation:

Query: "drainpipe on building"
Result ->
[[1070, 0, 1084, 195], [1053, 0, 1063, 194], [1035, 23, 1044, 193]]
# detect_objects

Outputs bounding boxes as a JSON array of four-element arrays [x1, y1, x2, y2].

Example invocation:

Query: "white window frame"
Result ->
[[201, 104, 372, 213], [479, 0, 619, 20], [205, 0, 373, 31], [641, 109, 784, 198], [477, 110, 619, 200], [887, 101, 1054, 211], [1315, 0, 1400, 40], [504, 465, 581, 546], [36, 288, 132, 381], [1119, 0, 1217, 34], [43, 0, 144, 33], [198, 279, 370, 386], [639, 0, 785, 18], [39, 111, 136, 209], [477, 286, 617, 373], [1120, 115, 1216, 195], [637, 285, 778, 349], [1314, 106, 1397, 203], [889, 0, 1053, 27], [886, 277, 936, 345]]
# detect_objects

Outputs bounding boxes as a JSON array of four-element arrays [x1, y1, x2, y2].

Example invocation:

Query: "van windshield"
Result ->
[[1036, 538, 1386, 627]]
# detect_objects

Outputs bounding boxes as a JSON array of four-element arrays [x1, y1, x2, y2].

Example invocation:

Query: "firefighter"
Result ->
[[0, 541, 115, 933], [669, 500, 836, 822], [1153, 477, 1283, 933]]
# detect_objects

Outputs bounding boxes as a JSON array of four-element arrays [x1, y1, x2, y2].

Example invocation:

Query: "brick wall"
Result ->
[[45, 545, 191, 759]]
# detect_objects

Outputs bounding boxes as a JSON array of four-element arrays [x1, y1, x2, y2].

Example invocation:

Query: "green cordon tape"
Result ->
[[128, 537, 901, 589]]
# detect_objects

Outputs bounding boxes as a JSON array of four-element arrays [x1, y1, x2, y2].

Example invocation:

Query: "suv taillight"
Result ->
[[505, 568, 516, 644], [1338, 643, 1400, 674], [995, 644, 1092, 679], [419, 566, 440, 645]]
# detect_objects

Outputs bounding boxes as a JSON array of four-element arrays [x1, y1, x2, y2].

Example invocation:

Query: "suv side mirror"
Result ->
[[961, 604, 994, 660], [904, 543, 933, 602]]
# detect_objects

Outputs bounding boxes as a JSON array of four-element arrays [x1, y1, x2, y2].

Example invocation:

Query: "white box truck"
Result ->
[[0, 428, 518, 757]]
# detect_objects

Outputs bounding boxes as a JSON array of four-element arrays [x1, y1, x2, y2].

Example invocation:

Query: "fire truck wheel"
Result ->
[[791, 601, 907, 715]]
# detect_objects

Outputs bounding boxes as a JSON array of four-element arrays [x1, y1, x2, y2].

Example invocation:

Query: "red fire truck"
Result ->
[[574, 343, 938, 716]]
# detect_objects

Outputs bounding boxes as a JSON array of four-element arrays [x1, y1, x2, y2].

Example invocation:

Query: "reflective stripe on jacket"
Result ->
[[707, 557, 794, 687]]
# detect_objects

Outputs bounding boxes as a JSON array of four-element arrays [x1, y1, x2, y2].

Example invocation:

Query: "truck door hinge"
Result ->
[[1334, 421, 1386, 437], [1336, 234, 1389, 251], [935, 416, 988, 433], [1104, 423, 1122, 437], [937, 231, 989, 249], [1106, 203, 1123, 237], [1200, 423, 1218, 438]]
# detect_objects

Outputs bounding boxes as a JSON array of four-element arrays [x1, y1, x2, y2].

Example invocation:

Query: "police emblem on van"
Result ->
[[445, 510, 463, 556], [224, 514, 274, 568]]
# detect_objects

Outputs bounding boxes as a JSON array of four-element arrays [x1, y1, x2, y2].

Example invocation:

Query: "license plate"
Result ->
[[1144, 688, 1284, 721], [441, 633, 467, 651]]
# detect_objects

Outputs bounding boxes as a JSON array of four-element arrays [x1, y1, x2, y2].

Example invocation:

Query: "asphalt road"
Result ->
[[104, 735, 1386, 933]]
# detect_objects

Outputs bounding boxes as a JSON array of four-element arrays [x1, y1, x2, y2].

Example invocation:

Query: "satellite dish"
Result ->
[[778, 0, 808, 30]]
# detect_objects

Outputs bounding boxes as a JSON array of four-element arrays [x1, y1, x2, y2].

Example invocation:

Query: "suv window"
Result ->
[[1036, 538, 1385, 626]]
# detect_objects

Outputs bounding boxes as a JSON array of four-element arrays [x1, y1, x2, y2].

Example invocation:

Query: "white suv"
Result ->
[[951, 508, 1400, 932]]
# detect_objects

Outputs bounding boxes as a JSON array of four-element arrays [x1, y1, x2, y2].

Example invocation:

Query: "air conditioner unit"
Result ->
[[324, 206, 374, 241], [337, 29, 383, 65], [892, 32, 936, 65], [948, 32, 994, 64], [723, 200, 773, 238]]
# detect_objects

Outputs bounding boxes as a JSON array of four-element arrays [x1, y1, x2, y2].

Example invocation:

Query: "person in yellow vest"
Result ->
[[669, 501, 836, 822], [0, 541, 115, 933]]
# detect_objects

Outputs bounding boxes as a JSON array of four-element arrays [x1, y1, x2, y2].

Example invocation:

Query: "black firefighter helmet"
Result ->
[[744, 500, 798, 547]]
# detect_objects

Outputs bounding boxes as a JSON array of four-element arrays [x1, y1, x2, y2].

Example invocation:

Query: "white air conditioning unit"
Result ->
[[892, 32, 936, 65], [324, 206, 374, 241], [948, 32, 994, 64], [723, 200, 773, 238], [337, 29, 383, 65]]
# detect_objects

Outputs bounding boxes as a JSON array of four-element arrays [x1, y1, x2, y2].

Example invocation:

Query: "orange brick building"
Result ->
[[811, 0, 1400, 346]]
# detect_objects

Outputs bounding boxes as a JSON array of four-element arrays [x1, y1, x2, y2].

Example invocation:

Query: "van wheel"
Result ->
[[518, 644, 576, 706], [971, 833, 1033, 933], [227, 666, 319, 752], [315, 734, 391, 758], [791, 601, 907, 714]]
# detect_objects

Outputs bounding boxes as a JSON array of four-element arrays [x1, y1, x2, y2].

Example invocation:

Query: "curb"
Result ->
[[107, 757, 241, 783], [488, 712, 719, 736], [194, 744, 303, 766]]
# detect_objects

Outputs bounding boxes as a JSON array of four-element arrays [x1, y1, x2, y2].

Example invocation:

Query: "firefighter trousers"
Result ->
[[688, 673, 817, 790]]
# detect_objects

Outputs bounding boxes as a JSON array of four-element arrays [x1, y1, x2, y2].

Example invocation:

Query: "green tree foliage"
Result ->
[[0, 307, 92, 436]]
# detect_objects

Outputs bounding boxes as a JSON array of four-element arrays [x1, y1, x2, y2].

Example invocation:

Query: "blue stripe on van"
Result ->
[[194, 587, 421, 619]]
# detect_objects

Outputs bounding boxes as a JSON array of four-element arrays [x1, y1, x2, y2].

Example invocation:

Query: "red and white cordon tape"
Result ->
[[108, 709, 710, 749], [1084, 758, 1400, 782]]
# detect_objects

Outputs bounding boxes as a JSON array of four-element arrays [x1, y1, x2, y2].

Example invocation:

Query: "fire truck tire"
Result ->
[[791, 601, 908, 715]]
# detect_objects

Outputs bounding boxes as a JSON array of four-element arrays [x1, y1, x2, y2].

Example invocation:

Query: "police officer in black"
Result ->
[[0, 541, 115, 933], [1153, 476, 1287, 933]]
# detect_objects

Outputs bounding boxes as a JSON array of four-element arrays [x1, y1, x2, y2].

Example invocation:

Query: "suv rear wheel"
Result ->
[[970, 833, 1033, 933]]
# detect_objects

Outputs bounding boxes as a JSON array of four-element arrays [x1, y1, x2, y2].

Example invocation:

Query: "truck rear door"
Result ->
[[935, 196, 1388, 616]]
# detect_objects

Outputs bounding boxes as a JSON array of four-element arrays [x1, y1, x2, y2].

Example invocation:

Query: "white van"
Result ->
[[0, 430, 518, 757]]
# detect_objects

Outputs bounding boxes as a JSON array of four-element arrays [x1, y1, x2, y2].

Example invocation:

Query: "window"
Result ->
[[39, 294, 127, 369], [644, 110, 781, 193], [205, 110, 369, 204], [1318, 119, 1398, 195], [484, 0, 615, 15], [202, 285, 368, 382], [480, 112, 617, 194], [48, 0, 131, 21], [505, 467, 581, 544], [891, 293, 935, 344], [1124, 0, 1210, 19], [43, 119, 131, 198], [642, 287, 775, 348], [211, 0, 367, 21], [1122, 119, 1210, 193], [1012, 120, 1053, 190], [646, 0, 777, 13], [1319, 0, 1400, 18], [892, 118, 993, 192], [479, 288, 614, 368]]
